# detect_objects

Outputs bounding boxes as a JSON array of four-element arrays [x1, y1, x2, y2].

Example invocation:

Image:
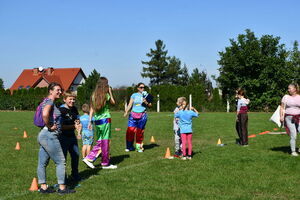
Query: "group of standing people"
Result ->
[[36, 79, 152, 194], [35, 79, 300, 195]]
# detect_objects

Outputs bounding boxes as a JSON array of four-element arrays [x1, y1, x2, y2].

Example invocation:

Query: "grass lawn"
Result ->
[[0, 111, 300, 200]]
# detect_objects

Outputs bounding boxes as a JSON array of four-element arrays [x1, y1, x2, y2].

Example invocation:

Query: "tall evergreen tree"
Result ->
[[179, 64, 190, 86], [165, 56, 182, 85], [0, 78, 4, 89], [77, 69, 101, 106], [190, 68, 213, 95], [141, 40, 169, 86]]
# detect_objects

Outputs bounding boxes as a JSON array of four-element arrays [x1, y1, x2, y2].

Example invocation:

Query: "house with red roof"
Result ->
[[10, 67, 86, 93]]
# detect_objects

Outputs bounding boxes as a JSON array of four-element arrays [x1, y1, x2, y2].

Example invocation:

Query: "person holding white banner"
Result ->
[[280, 83, 300, 156]]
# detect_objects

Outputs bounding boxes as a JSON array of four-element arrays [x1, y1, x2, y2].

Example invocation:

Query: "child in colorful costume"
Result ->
[[82, 77, 117, 169], [124, 83, 152, 152]]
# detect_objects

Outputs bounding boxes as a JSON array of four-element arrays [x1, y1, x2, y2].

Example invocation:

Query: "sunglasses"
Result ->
[[139, 86, 145, 89]]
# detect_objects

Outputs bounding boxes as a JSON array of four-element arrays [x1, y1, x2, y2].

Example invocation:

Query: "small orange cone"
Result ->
[[273, 128, 278, 131], [248, 134, 256, 138], [13, 127, 18, 130], [150, 136, 155, 143], [29, 177, 39, 191], [164, 147, 171, 158], [217, 138, 222, 145], [15, 142, 20, 150], [23, 130, 28, 138]]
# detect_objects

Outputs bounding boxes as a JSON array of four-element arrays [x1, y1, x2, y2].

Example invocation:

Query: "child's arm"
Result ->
[[88, 107, 94, 130], [109, 87, 116, 105], [190, 107, 198, 114], [124, 98, 134, 117]]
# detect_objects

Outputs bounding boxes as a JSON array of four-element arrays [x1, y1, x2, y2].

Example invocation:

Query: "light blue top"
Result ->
[[174, 110, 198, 134], [79, 114, 94, 137], [131, 92, 146, 113]]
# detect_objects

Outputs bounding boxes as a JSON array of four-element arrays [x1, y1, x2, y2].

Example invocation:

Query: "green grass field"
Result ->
[[1, 111, 300, 200]]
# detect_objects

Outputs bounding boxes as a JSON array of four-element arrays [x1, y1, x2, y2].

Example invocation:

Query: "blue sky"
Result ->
[[1, 0, 299, 88]]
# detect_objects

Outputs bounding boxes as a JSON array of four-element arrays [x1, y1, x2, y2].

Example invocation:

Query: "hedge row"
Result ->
[[1, 86, 225, 112]]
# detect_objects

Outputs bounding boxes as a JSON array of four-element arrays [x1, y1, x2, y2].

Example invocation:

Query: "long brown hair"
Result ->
[[91, 77, 109, 111]]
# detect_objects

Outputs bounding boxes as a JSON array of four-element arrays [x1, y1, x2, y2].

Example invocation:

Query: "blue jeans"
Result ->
[[37, 128, 66, 184]]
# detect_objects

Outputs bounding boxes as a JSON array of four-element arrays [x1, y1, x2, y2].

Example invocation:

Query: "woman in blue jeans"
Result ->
[[37, 82, 75, 195]]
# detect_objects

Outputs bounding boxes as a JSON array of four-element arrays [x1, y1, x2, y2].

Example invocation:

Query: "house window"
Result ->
[[18, 85, 23, 89], [26, 85, 31, 89]]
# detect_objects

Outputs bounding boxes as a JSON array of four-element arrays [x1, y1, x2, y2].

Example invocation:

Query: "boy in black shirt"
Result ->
[[59, 91, 81, 181]]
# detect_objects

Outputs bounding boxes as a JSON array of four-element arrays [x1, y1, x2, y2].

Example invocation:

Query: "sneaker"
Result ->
[[39, 187, 56, 194], [57, 188, 76, 195], [137, 149, 144, 153], [181, 156, 187, 160], [187, 156, 192, 160], [125, 149, 130, 152], [291, 152, 299, 157], [82, 158, 95, 169], [102, 164, 118, 169]]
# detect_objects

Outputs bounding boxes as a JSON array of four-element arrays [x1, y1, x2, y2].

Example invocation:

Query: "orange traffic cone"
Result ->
[[15, 142, 20, 150], [164, 147, 171, 158], [23, 130, 28, 138], [217, 138, 222, 145], [29, 177, 39, 191], [150, 136, 155, 143], [248, 134, 256, 138]]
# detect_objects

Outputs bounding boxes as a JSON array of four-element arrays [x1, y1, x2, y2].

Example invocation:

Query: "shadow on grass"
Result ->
[[270, 146, 290, 154], [143, 143, 160, 150], [110, 154, 130, 165]]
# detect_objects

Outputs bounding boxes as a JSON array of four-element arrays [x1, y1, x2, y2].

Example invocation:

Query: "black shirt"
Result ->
[[59, 104, 79, 137]]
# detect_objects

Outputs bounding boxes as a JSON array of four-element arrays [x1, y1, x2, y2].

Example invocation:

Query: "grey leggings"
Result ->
[[285, 116, 300, 152]]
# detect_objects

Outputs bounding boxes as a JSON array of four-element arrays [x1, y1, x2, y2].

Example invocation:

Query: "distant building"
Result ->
[[10, 67, 86, 93]]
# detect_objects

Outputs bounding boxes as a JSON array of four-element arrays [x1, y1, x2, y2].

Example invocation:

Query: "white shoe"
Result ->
[[102, 164, 117, 169], [291, 152, 299, 157], [125, 149, 130, 152], [82, 158, 95, 169], [181, 156, 187, 160], [137, 149, 143, 153]]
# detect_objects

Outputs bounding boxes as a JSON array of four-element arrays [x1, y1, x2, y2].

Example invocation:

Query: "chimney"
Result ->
[[33, 68, 38, 76], [47, 67, 54, 76]]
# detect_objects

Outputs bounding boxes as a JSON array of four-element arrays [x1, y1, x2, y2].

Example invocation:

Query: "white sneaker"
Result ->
[[102, 164, 117, 169], [181, 156, 187, 160], [82, 158, 95, 169], [291, 152, 299, 157], [125, 149, 130, 152], [137, 149, 143, 153]]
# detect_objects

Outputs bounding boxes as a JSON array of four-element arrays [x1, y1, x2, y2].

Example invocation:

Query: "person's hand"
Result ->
[[88, 122, 92, 130], [280, 116, 284, 122], [49, 124, 58, 131]]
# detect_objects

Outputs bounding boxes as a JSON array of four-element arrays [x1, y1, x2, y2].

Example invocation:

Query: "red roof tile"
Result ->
[[10, 67, 86, 92]]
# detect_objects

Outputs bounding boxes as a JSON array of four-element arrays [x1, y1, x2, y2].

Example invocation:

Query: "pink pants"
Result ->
[[181, 133, 192, 156]]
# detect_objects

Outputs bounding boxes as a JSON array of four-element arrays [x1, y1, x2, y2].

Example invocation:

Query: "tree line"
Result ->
[[1, 29, 299, 111]]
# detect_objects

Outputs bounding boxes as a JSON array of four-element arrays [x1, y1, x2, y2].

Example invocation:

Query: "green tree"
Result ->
[[179, 64, 190, 86], [165, 56, 182, 85], [217, 29, 292, 110], [141, 40, 169, 86], [0, 78, 3, 89], [190, 68, 213, 95], [287, 41, 300, 83], [77, 69, 101, 106]]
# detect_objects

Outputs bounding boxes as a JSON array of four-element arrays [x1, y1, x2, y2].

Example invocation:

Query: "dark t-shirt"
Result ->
[[59, 104, 79, 137]]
